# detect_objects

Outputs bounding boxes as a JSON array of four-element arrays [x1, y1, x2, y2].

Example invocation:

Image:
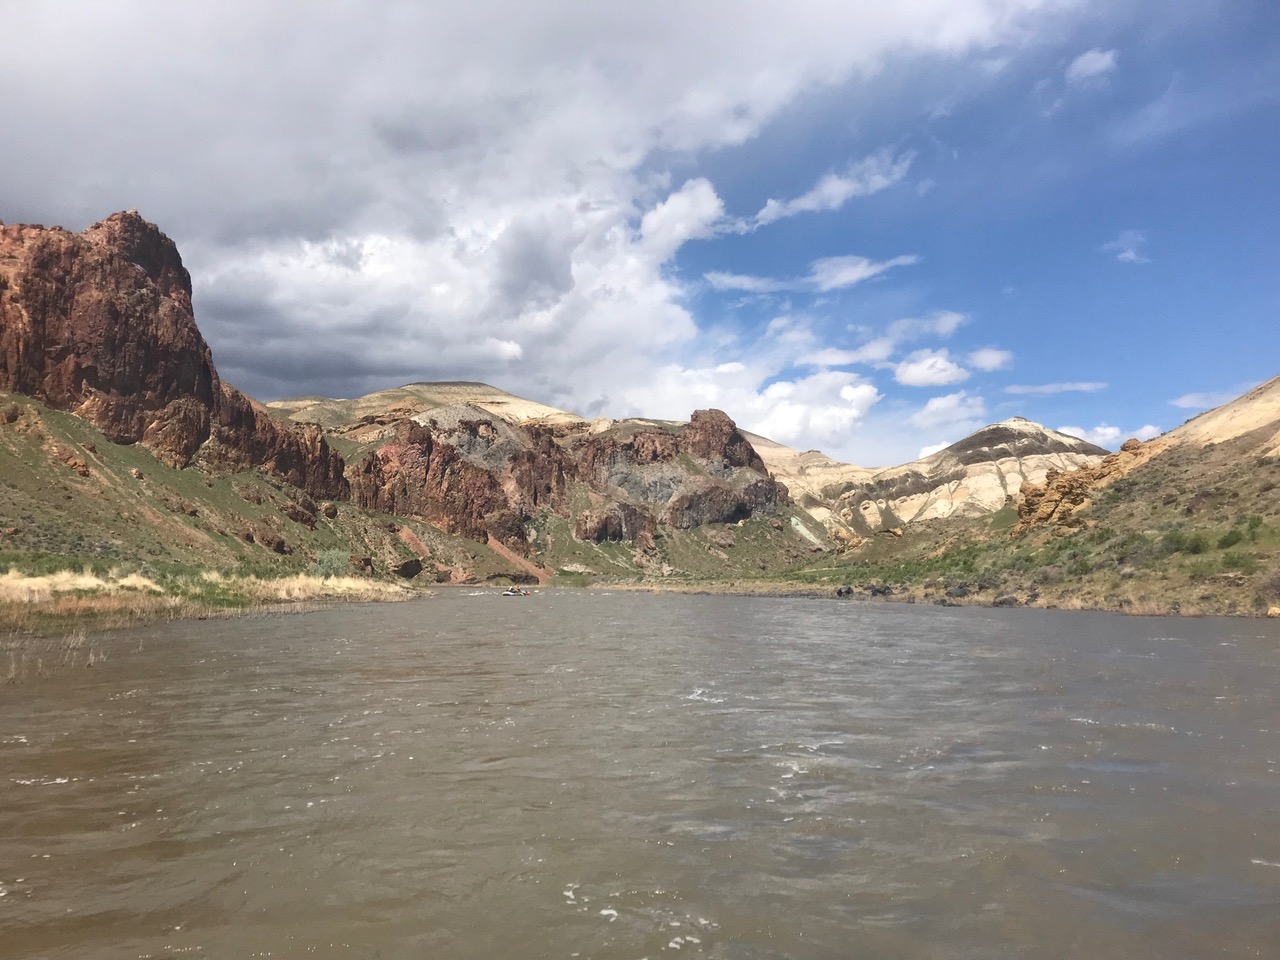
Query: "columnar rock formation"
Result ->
[[0, 212, 347, 499]]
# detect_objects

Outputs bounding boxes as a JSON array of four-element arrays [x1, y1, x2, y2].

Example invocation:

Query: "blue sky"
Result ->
[[2, 0, 1277, 465]]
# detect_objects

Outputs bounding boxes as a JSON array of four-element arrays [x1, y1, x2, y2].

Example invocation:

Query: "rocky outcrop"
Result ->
[[665, 476, 786, 529], [0, 213, 214, 464], [569, 409, 787, 535], [201, 384, 347, 500], [348, 420, 519, 546], [347, 410, 580, 552], [571, 408, 787, 520], [0, 212, 347, 498], [348, 405, 786, 547], [575, 503, 657, 542], [1013, 438, 1150, 534], [682, 408, 769, 473]]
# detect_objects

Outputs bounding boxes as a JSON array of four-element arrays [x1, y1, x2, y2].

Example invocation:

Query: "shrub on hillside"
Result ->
[[1221, 551, 1259, 574], [1218, 529, 1244, 549], [1111, 532, 1158, 567], [1184, 533, 1210, 555], [1034, 564, 1064, 585], [313, 549, 351, 579]]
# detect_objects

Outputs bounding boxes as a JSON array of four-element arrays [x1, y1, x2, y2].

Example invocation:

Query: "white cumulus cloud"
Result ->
[[967, 347, 1013, 371], [910, 390, 986, 429], [640, 178, 726, 261], [895, 349, 970, 387]]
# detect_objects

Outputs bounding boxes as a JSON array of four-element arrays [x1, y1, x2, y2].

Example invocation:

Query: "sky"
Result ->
[[2, 1, 1277, 467]]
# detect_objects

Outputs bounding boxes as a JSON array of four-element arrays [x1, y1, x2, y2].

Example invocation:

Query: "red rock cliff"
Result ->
[[0, 212, 347, 499], [349, 420, 534, 548]]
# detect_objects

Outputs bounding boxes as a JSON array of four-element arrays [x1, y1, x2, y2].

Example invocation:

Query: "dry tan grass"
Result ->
[[0, 569, 164, 603], [240, 574, 410, 602], [1, 569, 419, 640], [1118, 598, 1170, 617]]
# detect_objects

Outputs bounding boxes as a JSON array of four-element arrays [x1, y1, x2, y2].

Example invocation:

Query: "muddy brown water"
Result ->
[[2, 591, 1279, 959]]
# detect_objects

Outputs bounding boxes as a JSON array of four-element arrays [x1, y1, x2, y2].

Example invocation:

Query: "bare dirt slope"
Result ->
[[1164, 376, 1280, 455]]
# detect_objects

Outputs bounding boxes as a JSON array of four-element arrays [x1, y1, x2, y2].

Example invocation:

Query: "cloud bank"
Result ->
[[0, 0, 1097, 465]]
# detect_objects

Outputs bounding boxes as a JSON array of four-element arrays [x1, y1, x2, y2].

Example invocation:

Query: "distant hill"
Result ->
[[750, 417, 1108, 543], [267, 381, 585, 452]]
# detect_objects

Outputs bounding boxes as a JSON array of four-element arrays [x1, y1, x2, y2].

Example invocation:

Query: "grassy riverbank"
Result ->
[[0, 567, 422, 639], [6, 560, 1280, 644]]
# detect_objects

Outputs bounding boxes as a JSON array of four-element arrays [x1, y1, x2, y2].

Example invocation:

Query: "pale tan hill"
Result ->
[[750, 418, 1108, 538], [270, 381, 584, 426], [1164, 376, 1280, 456], [742, 431, 873, 537], [268, 382, 585, 448], [851, 418, 1109, 526], [1010, 375, 1280, 537], [743, 431, 874, 503]]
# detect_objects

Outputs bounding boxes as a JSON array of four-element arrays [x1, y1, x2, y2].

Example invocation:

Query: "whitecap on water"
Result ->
[[685, 688, 725, 703]]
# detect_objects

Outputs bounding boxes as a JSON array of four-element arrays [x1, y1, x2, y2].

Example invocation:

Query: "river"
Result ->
[[2, 591, 1279, 958]]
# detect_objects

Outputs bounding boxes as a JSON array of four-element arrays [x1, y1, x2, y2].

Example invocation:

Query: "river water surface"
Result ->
[[2, 591, 1279, 959]]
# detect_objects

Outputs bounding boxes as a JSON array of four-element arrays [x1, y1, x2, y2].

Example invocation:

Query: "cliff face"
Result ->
[[571, 410, 785, 527], [348, 413, 576, 550], [0, 212, 347, 499], [348, 405, 787, 550], [0, 214, 214, 464]]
